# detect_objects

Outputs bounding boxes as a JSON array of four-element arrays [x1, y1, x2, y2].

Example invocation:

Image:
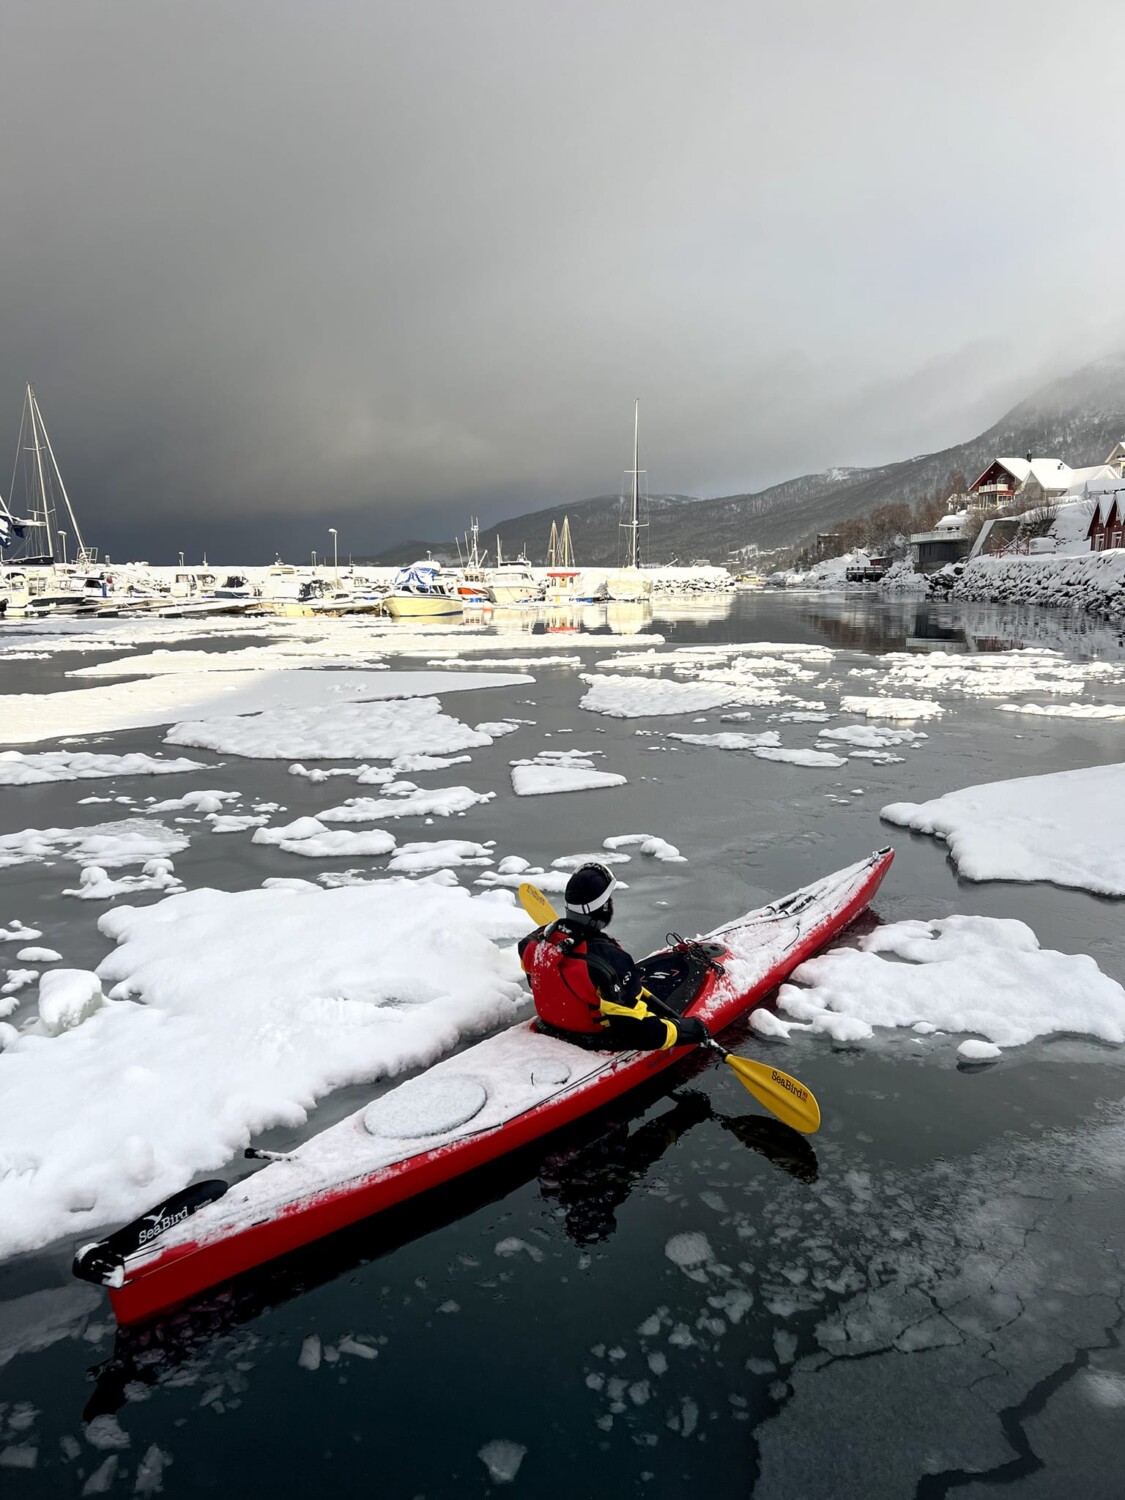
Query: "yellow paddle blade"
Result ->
[[518, 882, 558, 928], [723, 1054, 821, 1135]]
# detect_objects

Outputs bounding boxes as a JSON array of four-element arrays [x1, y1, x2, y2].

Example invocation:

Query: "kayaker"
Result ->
[[518, 861, 712, 1051]]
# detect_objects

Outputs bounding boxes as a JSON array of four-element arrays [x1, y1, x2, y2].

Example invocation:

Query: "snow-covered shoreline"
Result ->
[[949, 550, 1125, 619], [878, 549, 1125, 619]]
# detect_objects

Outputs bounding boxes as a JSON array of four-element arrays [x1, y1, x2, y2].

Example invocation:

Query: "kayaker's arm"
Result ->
[[584, 943, 707, 1051]]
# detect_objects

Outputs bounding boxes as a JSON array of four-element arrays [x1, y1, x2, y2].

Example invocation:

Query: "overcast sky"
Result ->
[[2, 1, 1124, 562]]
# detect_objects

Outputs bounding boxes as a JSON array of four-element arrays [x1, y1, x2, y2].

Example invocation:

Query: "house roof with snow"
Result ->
[[970, 456, 1074, 492]]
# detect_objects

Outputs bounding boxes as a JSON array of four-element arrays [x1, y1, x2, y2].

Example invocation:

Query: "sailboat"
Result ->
[[605, 398, 654, 602], [2, 385, 103, 614], [544, 516, 578, 602]]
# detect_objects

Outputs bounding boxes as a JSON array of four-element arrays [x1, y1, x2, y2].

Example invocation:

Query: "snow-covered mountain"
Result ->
[[370, 354, 1125, 566]]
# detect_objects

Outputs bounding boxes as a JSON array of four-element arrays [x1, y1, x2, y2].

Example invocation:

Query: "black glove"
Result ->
[[675, 1016, 711, 1047]]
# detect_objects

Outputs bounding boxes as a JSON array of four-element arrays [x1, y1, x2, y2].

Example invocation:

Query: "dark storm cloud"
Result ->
[[2, 1, 1124, 561]]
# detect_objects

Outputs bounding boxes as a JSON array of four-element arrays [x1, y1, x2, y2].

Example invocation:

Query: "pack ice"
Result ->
[[0, 882, 528, 1257]]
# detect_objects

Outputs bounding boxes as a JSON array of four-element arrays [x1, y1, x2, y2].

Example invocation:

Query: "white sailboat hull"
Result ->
[[605, 568, 653, 601]]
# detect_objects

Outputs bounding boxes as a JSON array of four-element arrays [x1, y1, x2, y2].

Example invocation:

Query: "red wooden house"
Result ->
[[1087, 495, 1124, 551]]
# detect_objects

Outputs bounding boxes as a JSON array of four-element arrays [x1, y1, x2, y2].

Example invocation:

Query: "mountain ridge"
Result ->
[[364, 353, 1125, 567]]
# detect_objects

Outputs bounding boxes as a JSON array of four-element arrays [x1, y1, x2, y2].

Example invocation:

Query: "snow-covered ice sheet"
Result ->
[[768, 914, 1125, 1049], [752, 746, 848, 768], [0, 751, 206, 787], [252, 819, 397, 859], [166, 694, 513, 761], [63, 858, 183, 902], [317, 787, 494, 821], [839, 695, 945, 721], [667, 731, 781, 750], [872, 648, 1120, 699], [386, 841, 494, 874], [0, 881, 529, 1255], [0, 820, 188, 872], [817, 725, 927, 749], [882, 762, 1125, 895], [603, 833, 686, 863], [579, 674, 742, 718], [0, 669, 530, 747], [510, 749, 626, 797], [997, 701, 1125, 720]]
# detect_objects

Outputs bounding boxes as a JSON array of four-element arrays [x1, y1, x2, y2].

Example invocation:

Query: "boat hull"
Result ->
[[93, 849, 893, 1325], [382, 593, 464, 619]]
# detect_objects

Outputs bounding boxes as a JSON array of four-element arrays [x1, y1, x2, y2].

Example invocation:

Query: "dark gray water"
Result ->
[[2, 592, 1125, 1498]]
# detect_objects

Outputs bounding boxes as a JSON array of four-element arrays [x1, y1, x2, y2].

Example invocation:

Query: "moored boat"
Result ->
[[73, 848, 894, 1325], [381, 561, 464, 619]]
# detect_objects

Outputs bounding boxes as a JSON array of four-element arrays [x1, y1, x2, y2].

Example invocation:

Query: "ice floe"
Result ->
[[603, 834, 686, 863], [510, 750, 627, 796], [316, 786, 495, 821], [0, 880, 528, 1255], [63, 858, 183, 902], [667, 731, 781, 750], [882, 762, 1125, 894], [0, 751, 206, 787], [997, 701, 1125, 720], [144, 789, 240, 815], [386, 841, 494, 874], [752, 746, 848, 768], [252, 820, 397, 859], [1, 669, 530, 746], [816, 725, 927, 750], [839, 695, 944, 721], [764, 914, 1125, 1049], [167, 695, 507, 762], [873, 647, 1120, 699], [0, 820, 188, 872], [579, 674, 741, 718]]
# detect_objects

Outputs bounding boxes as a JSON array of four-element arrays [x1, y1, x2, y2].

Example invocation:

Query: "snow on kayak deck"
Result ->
[[166, 693, 523, 761], [0, 670, 531, 747], [765, 914, 1125, 1050], [0, 881, 528, 1257], [881, 762, 1125, 895]]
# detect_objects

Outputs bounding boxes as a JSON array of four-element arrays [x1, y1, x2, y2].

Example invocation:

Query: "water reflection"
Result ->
[[539, 1090, 818, 1243], [81, 1080, 817, 1419]]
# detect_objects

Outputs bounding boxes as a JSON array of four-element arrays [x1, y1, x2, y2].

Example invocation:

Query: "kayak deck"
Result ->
[[88, 847, 893, 1324]]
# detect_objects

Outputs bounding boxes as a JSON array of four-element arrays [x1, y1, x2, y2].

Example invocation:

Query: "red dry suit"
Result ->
[[518, 919, 682, 1051]]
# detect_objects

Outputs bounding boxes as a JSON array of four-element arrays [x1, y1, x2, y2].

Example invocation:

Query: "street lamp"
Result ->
[[311, 550, 317, 569], [58, 530, 67, 566], [178, 551, 185, 569], [329, 528, 338, 586]]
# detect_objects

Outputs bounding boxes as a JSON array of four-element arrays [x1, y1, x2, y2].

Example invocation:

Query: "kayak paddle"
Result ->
[[516, 882, 821, 1134]]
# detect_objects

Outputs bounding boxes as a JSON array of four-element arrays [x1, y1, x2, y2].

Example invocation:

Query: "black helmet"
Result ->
[[564, 862, 618, 922]]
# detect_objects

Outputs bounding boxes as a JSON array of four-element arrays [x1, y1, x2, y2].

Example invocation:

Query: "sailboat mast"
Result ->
[[629, 397, 640, 570], [33, 389, 88, 563], [27, 386, 55, 562]]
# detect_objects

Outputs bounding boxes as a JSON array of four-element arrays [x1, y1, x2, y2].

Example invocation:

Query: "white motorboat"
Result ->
[[486, 536, 540, 605], [382, 561, 464, 619]]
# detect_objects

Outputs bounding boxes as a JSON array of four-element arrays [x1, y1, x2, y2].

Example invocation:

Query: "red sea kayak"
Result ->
[[75, 847, 893, 1324]]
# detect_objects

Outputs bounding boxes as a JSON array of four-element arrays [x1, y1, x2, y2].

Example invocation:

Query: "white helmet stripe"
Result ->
[[568, 872, 618, 915]]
